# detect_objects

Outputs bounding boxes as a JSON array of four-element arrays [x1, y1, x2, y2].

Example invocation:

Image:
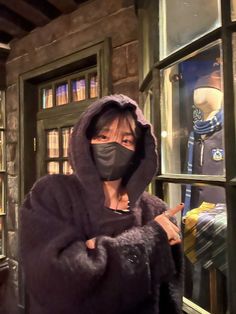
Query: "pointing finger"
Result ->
[[164, 203, 184, 218]]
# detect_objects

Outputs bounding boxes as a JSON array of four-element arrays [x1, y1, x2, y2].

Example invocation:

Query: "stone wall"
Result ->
[[2, 0, 139, 313]]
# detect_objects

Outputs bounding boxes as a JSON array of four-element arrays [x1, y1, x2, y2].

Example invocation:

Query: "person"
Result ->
[[20, 94, 183, 314]]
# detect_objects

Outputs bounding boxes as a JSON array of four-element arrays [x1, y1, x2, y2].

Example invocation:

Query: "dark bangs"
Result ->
[[86, 103, 141, 141]]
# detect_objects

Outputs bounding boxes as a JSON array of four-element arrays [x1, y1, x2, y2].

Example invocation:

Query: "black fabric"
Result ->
[[91, 142, 134, 181], [98, 207, 136, 236], [20, 94, 183, 314]]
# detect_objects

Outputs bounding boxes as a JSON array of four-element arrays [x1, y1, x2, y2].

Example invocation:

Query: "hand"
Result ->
[[117, 192, 129, 210], [86, 238, 96, 249], [154, 203, 184, 245]]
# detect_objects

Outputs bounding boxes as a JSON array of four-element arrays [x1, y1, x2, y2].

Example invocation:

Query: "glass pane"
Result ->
[[0, 177, 4, 214], [163, 182, 228, 312], [56, 83, 68, 106], [0, 217, 3, 255], [232, 0, 236, 20], [161, 41, 225, 177], [47, 130, 59, 158], [62, 127, 73, 157], [47, 162, 59, 174], [89, 73, 98, 98], [0, 132, 4, 171], [72, 78, 86, 102], [0, 90, 5, 127], [159, 0, 221, 59], [42, 87, 53, 109], [63, 161, 73, 175]]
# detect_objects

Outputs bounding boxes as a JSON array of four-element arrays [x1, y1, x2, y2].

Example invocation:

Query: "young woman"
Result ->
[[20, 94, 183, 314]]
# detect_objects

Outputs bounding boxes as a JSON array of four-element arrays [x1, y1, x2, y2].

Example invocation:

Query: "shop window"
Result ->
[[160, 41, 224, 176], [38, 67, 99, 177], [39, 69, 98, 111], [163, 182, 227, 312], [0, 91, 6, 259], [45, 127, 73, 175], [136, 0, 236, 312], [159, 0, 221, 59]]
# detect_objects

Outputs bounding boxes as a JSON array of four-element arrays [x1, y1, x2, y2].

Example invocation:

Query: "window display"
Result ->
[[161, 43, 227, 310], [159, 0, 221, 59], [163, 182, 227, 312], [161, 41, 224, 177]]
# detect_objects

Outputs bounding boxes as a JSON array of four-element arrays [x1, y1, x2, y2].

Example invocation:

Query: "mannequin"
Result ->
[[184, 70, 225, 212], [184, 70, 226, 310]]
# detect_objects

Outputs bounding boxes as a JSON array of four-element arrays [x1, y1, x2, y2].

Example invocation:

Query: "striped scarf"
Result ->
[[184, 202, 227, 275], [183, 110, 223, 216]]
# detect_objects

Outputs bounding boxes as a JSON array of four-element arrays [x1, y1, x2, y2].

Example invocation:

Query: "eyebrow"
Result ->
[[100, 128, 135, 137]]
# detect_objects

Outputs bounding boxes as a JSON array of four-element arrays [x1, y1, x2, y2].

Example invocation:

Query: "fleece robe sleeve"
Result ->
[[20, 176, 176, 313]]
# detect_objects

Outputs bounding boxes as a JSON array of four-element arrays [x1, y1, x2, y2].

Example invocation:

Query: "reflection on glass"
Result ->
[[47, 162, 59, 175], [62, 127, 73, 157], [56, 83, 68, 106], [0, 132, 4, 171], [47, 130, 59, 158], [0, 91, 5, 127], [161, 41, 224, 177], [89, 73, 98, 98], [232, 0, 236, 20], [63, 161, 73, 175], [42, 87, 53, 109], [159, 0, 221, 59], [163, 182, 227, 312], [72, 78, 86, 102]]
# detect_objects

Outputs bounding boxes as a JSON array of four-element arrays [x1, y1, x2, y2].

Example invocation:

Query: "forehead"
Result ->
[[102, 117, 134, 134]]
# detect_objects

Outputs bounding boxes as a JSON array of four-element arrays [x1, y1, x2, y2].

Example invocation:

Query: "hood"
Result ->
[[69, 94, 158, 236]]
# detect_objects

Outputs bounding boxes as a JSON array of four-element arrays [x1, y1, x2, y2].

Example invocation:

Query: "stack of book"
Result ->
[[62, 127, 73, 157], [47, 162, 59, 175], [72, 79, 86, 102], [56, 84, 68, 106], [63, 161, 73, 175], [47, 130, 59, 158], [42, 88, 53, 109], [90, 74, 98, 98]]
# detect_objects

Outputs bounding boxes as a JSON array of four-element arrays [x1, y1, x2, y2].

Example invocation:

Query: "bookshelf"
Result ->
[[0, 90, 6, 259]]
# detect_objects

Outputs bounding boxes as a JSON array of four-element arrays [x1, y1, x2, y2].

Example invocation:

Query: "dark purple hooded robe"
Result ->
[[20, 94, 183, 314]]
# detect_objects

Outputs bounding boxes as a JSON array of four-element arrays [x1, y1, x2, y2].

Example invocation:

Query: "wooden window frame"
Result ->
[[19, 37, 112, 202], [136, 0, 236, 313]]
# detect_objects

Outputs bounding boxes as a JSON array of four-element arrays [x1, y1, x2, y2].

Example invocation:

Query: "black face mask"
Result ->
[[91, 142, 135, 181]]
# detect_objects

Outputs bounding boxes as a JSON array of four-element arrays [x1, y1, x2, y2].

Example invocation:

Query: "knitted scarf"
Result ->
[[183, 110, 223, 216]]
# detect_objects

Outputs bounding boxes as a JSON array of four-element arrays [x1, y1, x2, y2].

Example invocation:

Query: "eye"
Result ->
[[93, 133, 109, 142], [122, 136, 135, 147]]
